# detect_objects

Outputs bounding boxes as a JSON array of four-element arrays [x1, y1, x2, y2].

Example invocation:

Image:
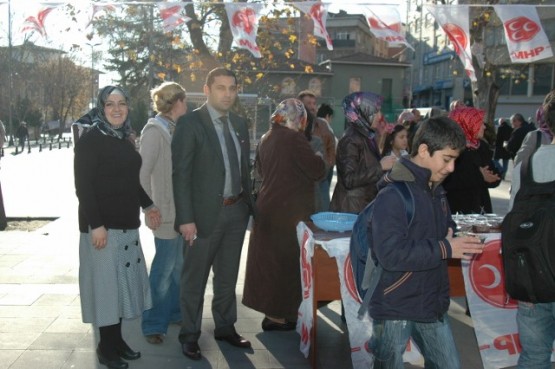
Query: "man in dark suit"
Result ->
[[172, 68, 255, 360]]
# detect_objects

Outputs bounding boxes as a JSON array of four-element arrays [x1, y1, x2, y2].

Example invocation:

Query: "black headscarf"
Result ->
[[76, 85, 132, 140]]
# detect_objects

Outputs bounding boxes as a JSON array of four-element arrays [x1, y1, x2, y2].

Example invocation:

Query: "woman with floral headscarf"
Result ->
[[330, 92, 396, 214], [243, 98, 325, 331], [75, 86, 161, 369], [443, 107, 501, 214]]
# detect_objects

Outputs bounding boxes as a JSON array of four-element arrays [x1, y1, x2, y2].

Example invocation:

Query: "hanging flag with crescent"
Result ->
[[494, 5, 553, 63], [427, 5, 476, 82], [224, 3, 263, 58], [294, 1, 333, 50], [21, 6, 58, 38], [364, 5, 414, 50], [157, 3, 191, 33]]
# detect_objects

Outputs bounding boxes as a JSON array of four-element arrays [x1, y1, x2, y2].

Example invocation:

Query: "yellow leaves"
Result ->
[[244, 76, 252, 85], [256, 72, 264, 80], [232, 53, 241, 64], [190, 73, 196, 82], [157, 72, 166, 80], [289, 34, 297, 43], [304, 65, 313, 74], [285, 50, 292, 59], [173, 64, 182, 73], [289, 63, 295, 69]]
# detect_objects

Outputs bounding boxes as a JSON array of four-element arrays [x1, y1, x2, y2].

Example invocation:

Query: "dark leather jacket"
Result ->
[[330, 124, 382, 214]]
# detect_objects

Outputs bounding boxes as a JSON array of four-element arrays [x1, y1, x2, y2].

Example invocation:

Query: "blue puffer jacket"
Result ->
[[369, 157, 456, 322]]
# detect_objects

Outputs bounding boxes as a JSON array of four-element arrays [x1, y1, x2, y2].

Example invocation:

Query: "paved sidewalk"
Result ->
[[0, 145, 529, 369]]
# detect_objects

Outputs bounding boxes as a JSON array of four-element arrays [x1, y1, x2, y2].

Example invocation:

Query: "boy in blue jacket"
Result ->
[[367, 116, 485, 369]]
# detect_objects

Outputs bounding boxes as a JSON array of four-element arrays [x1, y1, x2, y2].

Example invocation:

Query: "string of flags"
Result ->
[[3, 1, 554, 79]]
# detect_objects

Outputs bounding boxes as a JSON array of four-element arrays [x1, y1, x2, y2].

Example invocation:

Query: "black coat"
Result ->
[[507, 123, 535, 159], [443, 141, 501, 214]]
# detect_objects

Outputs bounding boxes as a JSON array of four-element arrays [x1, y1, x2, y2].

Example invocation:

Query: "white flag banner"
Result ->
[[494, 5, 553, 63], [364, 5, 414, 50], [86, 3, 117, 30], [294, 1, 333, 50], [426, 5, 476, 82], [20, 5, 59, 38], [157, 3, 191, 33], [224, 3, 263, 58]]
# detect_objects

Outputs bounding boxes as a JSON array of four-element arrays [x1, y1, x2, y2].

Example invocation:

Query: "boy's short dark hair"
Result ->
[[317, 103, 334, 118], [410, 116, 466, 157], [206, 67, 237, 87], [543, 89, 555, 134]]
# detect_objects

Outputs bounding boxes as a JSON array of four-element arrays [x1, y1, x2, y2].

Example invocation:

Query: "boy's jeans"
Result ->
[[142, 236, 183, 336], [368, 316, 460, 369], [517, 301, 555, 369]]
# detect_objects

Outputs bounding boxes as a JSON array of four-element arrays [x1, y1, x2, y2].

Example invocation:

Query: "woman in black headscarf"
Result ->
[[74, 86, 161, 369], [330, 92, 396, 214]]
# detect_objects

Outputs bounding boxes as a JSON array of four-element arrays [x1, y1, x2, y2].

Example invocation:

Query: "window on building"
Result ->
[[308, 78, 322, 97], [349, 77, 361, 93], [496, 66, 529, 96], [281, 77, 296, 96], [533, 64, 554, 96], [335, 32, 351, 40]]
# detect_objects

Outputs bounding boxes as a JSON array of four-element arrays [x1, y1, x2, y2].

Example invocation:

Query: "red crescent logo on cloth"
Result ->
[[504, 16, 540, 42], [442, 23, 467, 55], [232, 7, 256, 35], [344, 254, 362, 303], [469, 239, 518, 309], [309, 3, 325, 29], [301, 230, 312, 300]]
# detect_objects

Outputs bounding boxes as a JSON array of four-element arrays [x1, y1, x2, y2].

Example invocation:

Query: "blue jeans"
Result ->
[[368, 317, 460, 369], [496, 158, 509, 179], [142, 236, 183, 336], [517, 301, 555, 369]]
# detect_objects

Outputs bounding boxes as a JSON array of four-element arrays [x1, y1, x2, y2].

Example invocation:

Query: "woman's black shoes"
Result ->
[[261, 317, 296, 331], [116, 346, 141, 360], [96, 346, 129, 369]]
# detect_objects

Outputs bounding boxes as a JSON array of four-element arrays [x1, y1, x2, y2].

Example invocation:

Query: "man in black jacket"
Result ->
[[506, 113, 534, 160], [494, 118, 513, 180]]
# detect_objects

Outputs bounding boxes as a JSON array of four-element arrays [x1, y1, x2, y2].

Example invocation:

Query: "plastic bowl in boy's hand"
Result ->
[[310, 212, 357, 232]]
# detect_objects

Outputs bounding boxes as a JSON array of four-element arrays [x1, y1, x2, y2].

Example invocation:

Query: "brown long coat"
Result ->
[[242, 124, 326, 321]]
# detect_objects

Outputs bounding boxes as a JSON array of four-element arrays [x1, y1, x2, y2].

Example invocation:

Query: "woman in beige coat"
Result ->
[[139, 82, 187, 344]]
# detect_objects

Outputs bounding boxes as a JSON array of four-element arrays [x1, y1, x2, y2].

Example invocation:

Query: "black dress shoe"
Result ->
[[182, 341, 201, 360], [261, 317, 296, 331], [96, 347, 129, 369], [215, 332, 252, 348], [116, 346, 141, 360]]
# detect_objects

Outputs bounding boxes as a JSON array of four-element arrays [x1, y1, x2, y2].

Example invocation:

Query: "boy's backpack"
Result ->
[[350, 181, 415, 312], [501, 131, 555, 303]]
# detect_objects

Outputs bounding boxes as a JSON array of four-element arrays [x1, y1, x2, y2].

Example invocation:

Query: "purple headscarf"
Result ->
[[536, 106, 554, 141], [342, 92, 384, 133]]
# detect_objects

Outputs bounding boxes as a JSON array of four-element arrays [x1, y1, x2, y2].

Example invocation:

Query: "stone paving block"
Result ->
[[45, 317, 91, 334], [8, 349, 72, 369], [0, 349, 23, 369], [28, 332, 89, 350], [0, 317, 55, 334], [0, 331, 41, 350]]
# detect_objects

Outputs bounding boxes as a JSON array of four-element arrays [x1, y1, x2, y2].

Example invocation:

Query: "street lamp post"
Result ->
[[86, 42, 101, 108]]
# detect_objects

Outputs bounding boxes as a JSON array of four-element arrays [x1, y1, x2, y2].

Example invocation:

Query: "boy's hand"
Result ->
[[446, 228, 485, 260]]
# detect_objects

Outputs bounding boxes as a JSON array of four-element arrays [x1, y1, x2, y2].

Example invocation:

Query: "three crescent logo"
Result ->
[[469, 239, 518, 309], [344, 255, 362, 303], [505, 16, 540, 42], [442, 23, 468, 56], [232, 8, 256, 35]]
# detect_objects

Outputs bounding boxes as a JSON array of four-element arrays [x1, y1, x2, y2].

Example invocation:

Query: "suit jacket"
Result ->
[[172, 104, 254, 237]]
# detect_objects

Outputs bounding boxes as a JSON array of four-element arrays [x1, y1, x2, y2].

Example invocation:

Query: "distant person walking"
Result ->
[[493, 118, 513, 180], [0, 120, 6, 159], [16, 122, 28, 151]]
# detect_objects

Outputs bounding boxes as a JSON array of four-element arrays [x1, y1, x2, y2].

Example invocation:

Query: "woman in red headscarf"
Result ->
[[443, 107, 501, 214]]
